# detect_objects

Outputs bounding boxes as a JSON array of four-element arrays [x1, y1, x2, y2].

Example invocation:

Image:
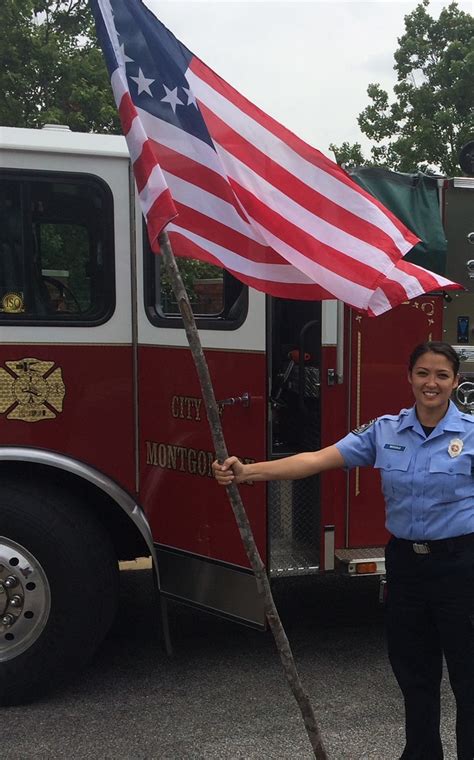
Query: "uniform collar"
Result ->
[[397, 401, 464, 436]]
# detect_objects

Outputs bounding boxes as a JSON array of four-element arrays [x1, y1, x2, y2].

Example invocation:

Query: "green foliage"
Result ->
[[40, 224, 91, 310], [329, 141, 367, 168], [331, 1, 474, 174], [160, 258, 223, 311], [3, 0, 472, 173], [0, 0, 120, 132]]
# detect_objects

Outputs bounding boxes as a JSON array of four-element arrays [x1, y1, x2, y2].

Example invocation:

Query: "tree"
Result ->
[[328, 141, 367, 169], [0, 0, 120, 132], [331, 0, 474, 174]]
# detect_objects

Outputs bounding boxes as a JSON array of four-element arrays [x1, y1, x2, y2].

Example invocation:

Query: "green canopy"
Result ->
[[349, 167, 448, 276]]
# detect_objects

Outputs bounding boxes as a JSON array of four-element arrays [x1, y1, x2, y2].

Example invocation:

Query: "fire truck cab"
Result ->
[[1, 124, 473, 705]]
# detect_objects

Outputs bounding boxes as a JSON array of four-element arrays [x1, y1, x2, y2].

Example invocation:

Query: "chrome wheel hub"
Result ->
[[0, 538, 51, 661]]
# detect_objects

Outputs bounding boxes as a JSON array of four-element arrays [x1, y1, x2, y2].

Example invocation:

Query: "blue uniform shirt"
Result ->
[[335, 401, 474, 541]]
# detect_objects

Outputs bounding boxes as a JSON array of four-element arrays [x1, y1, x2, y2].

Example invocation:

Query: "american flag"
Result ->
[[90, 0, 461, 316]]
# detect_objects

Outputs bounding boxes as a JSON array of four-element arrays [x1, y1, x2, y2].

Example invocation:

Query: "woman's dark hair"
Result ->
[[408, 341, 459, 375]]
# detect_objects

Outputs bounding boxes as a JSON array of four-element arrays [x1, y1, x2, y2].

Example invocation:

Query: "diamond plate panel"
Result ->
[[268, 474, 320, 576], [287, 366, 320, 398]]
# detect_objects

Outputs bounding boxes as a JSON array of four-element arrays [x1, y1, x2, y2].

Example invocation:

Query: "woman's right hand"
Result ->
[[212, 456, 246, 486]]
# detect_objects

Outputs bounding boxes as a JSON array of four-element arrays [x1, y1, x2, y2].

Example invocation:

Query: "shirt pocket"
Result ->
[[374, 449, 413, 500], [428, 453, 472, 502]]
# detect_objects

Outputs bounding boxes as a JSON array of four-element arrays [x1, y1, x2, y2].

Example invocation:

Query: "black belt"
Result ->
[[392, 533, 474, 555]]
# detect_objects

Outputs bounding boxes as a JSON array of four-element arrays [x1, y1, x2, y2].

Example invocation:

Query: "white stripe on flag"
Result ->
[[137, 105, 230, 182], [366, 287, 394, 316]]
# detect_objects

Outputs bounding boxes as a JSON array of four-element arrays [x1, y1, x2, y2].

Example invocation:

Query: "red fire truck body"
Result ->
[[1, 125, 473, 704]]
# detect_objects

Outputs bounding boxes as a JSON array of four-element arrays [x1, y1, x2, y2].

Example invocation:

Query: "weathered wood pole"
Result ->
[[159, 231, 328, 760]]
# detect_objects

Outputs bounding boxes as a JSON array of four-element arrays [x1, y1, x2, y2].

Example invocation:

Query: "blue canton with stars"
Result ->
[[91, 0, 215, 149]]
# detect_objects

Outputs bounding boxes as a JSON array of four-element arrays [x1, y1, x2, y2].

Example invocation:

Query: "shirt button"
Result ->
[[449, 467, 453, 473], [386, 464, 391, 469]]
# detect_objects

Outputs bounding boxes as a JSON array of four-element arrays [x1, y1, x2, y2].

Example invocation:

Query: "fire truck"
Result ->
[[1, 125, 473, 705]]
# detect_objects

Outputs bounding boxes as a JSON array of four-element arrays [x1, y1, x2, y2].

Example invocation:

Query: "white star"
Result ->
[[183, 86, 197, 108], [118, 43, 134, 64], [161, 85, 184, 113], [130, 68, 155, 96]]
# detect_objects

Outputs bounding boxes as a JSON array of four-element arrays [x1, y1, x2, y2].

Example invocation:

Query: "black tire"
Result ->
[[0, 477, 119, 706]]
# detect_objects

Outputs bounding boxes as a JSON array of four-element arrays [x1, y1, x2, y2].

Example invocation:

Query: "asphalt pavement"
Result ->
[[3, 569, 458, 760]]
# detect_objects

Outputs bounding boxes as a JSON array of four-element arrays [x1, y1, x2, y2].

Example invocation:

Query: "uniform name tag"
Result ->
[[384, 444, 406, 451]]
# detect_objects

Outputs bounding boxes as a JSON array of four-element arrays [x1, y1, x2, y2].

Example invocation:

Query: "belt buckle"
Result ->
[[413, 542, 430, 554]]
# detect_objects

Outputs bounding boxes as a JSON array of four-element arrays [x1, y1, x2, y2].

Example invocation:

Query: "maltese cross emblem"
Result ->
[[0, 358, 66, 422]]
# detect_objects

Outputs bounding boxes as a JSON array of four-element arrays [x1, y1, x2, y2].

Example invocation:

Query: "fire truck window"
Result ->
[[160, 259, 224, 315], [39, 224, 90, 313], [0, 173, 114, 325], [145, 240, 248, 330]]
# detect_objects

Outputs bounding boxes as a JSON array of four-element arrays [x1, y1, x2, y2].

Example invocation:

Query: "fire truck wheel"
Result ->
[[0, 478, 119, 706]]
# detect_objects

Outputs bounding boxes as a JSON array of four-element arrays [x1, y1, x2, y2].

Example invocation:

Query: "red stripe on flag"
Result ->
[[189, 56, 330, 166], [145, 189, 178, 245], [172, 201, 283, 265], [395, 259, 445, 292], [198, 102, 410, 261], [372, 273, 411, 309], [133, 139, 165, 194], [118, 91, 138, 136], [189, 58, 416, 240], [228, 179, 389, 289], [148, 140, 249, 224]]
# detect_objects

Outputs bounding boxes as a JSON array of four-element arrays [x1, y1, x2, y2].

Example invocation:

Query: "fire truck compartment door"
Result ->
[[137, 255, 267, 627], [347, 297, 444, 547]]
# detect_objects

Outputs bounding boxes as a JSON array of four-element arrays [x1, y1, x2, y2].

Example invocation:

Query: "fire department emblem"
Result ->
[[0, 358, 66, 422]]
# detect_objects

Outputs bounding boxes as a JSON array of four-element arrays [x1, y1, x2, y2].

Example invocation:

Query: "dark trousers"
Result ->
[[385, 538, 474, 760]]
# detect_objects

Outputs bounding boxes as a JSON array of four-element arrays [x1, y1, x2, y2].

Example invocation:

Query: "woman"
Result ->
[[213, 341, 474, 760]]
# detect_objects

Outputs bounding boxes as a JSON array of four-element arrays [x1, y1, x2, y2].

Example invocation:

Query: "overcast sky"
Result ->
[[145, 0, 473, 160]]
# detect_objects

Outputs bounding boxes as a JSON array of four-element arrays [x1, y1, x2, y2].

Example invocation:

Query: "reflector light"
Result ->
[[355, 562, 377, 574]]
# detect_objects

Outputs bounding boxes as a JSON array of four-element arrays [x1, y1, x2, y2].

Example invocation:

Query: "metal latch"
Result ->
[[218, 392, 251, 408]]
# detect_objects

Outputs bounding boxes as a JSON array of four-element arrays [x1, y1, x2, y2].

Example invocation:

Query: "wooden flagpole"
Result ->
[[159, 231, 328, 760]]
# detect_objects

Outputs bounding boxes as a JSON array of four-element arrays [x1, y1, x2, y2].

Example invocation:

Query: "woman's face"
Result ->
[[408, 351, 458, 415]]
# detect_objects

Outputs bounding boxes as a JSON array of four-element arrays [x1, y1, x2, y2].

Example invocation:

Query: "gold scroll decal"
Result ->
[[355, 330, 361, 497], [146, 440, 254, 481], [0, 358, 66, 422]]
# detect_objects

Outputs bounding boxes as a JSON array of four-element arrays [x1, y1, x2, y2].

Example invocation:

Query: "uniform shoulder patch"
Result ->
[[351, 418, 377, 435]]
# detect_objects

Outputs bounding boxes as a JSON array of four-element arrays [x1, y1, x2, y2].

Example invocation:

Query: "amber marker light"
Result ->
[[355, 562, 378, 575]]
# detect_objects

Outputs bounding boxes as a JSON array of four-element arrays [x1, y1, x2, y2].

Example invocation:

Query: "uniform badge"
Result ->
[[448, 438, 464, 458], [352, 419, 376, 435]]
